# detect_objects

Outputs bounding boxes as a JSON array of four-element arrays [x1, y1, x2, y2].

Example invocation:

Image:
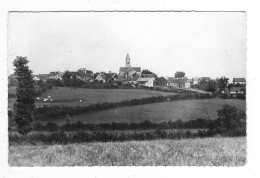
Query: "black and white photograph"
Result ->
[[6, 11, 248, 167]]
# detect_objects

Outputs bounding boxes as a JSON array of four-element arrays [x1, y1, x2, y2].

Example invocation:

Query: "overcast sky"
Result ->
[[8, 12, 246, 79]]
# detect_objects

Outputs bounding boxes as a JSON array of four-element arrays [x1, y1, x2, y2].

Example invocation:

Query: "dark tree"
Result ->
[[155, 77, 167, 86], [197, 78, 209, 91], [174, 71, 185, 78], [217, 77, 229, 91], [207, 80, 218, 92], [62, 71, 71, 86], [13, 57, 36, 135], [209, 105, 246, 136], [141, 69, 153, 74]]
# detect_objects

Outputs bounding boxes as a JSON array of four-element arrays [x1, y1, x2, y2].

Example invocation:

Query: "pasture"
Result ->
[[9, 137, 246, 166], [8, 87, 175, 108], [44, 98, 246, 125]]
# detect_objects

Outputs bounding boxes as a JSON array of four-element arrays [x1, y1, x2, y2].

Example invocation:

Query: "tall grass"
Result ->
[[9, 137, 246, 166]]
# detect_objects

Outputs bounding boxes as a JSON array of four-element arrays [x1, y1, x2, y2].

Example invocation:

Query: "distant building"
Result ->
[[137, 78, 155, 87], [77, 73, 94, 82], [167, 77, 190, 89], [192, 77, 199, 85], [119, 54, 141, 78], [49, 71, 63, 80], [95, 73, 106, 83], [233, 78, 246, 85], [229, 87, 245, 97], [37, 74, 50, 82]]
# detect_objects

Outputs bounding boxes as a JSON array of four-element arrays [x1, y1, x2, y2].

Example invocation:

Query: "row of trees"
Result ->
[[9, 105, 246, 145]]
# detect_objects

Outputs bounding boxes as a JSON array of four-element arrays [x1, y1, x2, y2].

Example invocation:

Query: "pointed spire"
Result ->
[[126, 53, 130, 61], [125, 53, 131, 67]]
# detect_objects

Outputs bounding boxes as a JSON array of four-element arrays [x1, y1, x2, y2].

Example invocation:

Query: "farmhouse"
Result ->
[[137, 78, 155, 87], [37, 74, 50, 82], [233, 78, 246, 85], [192, 77, 199, 85], [104, 72, 117, 83], [167, 77, 191, 89], [229, 87, 245, 97], [33, 76, 40, 81], [95, 73, 106, 83], [49, 71, 63, 80], [119, 54, 141, 78], [77, 73, 94, 82]]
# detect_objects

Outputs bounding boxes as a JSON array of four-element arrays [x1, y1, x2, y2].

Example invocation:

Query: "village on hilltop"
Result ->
[[8, 54, 246, 98]]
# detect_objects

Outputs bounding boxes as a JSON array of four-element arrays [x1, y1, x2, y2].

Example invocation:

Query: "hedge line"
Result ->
[[9, 129, 210, 145], [33, 119, 212, 132], [34, 92, 214, 119]]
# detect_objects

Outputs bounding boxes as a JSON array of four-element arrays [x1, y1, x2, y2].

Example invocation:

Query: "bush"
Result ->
[[44, 122, 59, 132], [208, 105, 246, 136], [33, 121, 44, 131]]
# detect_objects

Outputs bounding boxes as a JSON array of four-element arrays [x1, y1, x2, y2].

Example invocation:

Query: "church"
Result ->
[[119, 54, 141, 77]]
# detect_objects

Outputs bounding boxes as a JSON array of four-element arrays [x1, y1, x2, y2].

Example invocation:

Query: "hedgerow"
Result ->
[[33, 92, 214, 119]]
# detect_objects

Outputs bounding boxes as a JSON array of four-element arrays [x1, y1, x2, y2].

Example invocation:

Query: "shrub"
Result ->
[[44, 122, 59, 132], [208, 105, 246, 136], [33, 121, 44, 131]]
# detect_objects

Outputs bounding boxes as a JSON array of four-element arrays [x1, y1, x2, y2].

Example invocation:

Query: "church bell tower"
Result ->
[[125, 53, 131, 67]]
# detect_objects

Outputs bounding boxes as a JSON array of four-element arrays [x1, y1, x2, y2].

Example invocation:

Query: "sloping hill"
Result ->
[[42, 98, 246, 125], [8, 87, 176, 108]]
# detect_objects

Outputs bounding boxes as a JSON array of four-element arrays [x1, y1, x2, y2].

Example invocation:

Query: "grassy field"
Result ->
[[9, 137, 246, 166], [8, 87, 175, 108], [43, 98, 246, 125]]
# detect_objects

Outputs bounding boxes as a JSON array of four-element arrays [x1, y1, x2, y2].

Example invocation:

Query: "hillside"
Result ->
[[43, 98, 246, 125], [8, 87, 175, 108], [9, 137, 246, 166]]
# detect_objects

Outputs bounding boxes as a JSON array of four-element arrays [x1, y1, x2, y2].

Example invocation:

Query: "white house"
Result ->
[[137, 78, 155, 87]]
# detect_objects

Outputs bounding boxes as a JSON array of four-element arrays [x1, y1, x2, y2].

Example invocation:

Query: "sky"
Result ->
[[8, 12, 246, 79]]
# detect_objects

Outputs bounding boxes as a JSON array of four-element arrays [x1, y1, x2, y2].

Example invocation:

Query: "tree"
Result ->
[[208, 105, 246, 136], [155, 77, 167, 86], [62, 71, 71, 86], [174, 71, 185, 78], [217, 77, 229, 91], [13, 56, 36, 135], [207, 80, 218, 92], [197, 78, 208, 91]]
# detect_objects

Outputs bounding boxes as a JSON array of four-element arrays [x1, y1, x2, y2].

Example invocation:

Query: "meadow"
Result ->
[[8, 87, 175, 108], [9, 137, 246, 166], [44, 98, 246, 125]]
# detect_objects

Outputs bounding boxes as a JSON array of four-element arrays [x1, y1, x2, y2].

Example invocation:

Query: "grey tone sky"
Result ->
[[8, 12, 246, 79]]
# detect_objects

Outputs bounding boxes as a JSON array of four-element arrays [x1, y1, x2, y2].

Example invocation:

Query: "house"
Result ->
[[95, 74, 106, 83], [167, 77, 191, 89], [137, 78, 155, 87], [33, 76, 40, 81], [67, 71, 78, 79], [37, 74, 50, 82], [49, 71, 63, 80], [233, 78, 246, 85], [116, 74, 140, 85], [229, 87, 245, 97], [119, 54, 141, 77], [104, 72, 117, 83], [77, 73, 94, 82], [192, 77, 199, 85]]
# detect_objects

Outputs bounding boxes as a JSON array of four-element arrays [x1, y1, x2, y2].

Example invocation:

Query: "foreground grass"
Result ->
[[9, 137, 246, 166]]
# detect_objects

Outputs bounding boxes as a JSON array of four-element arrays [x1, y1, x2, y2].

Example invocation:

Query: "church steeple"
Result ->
[[125, 53, 131, 67]]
